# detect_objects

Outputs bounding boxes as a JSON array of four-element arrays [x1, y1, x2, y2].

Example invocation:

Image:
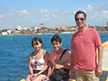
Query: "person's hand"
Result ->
[[41, 76, 49, 81], [62, 61, 69, 65], [69, 69, 74, 79], [30, 74, 34, 81], [54, 64, 62, 69], [30, 74, 38, 81], [96, 65, 102, 77]]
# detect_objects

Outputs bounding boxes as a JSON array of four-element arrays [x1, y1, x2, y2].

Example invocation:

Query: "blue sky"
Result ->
[[0, 0, 108, 30]]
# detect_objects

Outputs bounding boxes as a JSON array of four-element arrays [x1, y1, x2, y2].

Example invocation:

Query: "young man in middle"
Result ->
[[42, 34, 71, 81]]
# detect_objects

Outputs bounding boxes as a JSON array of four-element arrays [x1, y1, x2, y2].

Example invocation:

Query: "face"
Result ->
[[75, 13, 86, 28], [33, 41, 42, 51], [52, 41, 62, 52]]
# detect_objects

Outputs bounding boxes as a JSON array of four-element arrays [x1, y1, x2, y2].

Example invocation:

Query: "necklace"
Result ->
[[34, 49, 43, 60]]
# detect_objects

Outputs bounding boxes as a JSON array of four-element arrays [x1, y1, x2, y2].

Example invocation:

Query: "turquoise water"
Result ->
[[0, 33, 108, 81]]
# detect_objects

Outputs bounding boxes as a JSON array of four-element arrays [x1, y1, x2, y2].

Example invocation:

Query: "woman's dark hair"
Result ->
[[31, 37, 43, 47], [51, 34, 62, 43], [75, 10, 86, 19]]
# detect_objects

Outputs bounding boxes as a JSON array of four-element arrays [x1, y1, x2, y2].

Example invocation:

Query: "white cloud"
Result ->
[[52, 9, 72, 19], [0, 14, 3, 18], [52, 10, 63, 18], [102, 10, 108, 19], [39, 9, 51, 15], [84, 5, 94, 13], [81, 2, 108, 26], [103, 10, 108, 14], [16, 10, 32, 19], [84, 2, 108, 13], [22, 10, 28, 13]]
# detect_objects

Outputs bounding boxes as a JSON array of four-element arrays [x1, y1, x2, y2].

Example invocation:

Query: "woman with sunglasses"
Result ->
[[69, 10, 103, 81], [25, 37, 49, 81]]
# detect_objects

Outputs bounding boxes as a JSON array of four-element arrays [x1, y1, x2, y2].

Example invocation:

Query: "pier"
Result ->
[[102, 46, 108, 70], [102, 41, 108, 70]]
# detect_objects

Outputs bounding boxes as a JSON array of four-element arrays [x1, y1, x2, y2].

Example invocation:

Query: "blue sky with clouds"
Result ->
[[0, 0, 108, 30]]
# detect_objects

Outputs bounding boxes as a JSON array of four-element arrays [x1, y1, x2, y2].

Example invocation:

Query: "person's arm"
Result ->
[[69, 50, 75, 78], [42, 62, 53, 81], [53, 62, 70, 69], [29, 53, 33, 75], [54, 50, 71, 69], [96, 45, 103, 77], [33, 51, 49, 79], [46, 62, 53, 78]]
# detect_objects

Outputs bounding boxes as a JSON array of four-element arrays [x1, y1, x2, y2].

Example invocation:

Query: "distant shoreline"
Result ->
[[98, 31, 108, 33], [0, 31, 75, 36], [0, 31, 108, 36]]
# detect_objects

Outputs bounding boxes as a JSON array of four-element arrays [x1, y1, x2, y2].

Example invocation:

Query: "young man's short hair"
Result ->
[[51, 34, 62, 43]]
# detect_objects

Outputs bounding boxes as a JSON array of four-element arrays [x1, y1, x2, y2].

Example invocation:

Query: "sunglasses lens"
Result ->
[[75, 18, 85, 21], [80, 18, 84, 21], [75, 18, 79, 21]]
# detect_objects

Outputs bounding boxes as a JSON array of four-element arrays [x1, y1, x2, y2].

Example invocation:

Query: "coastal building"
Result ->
[[7, 30, 12, 34], [70, 28, 77, 31], [23, 27, 27, 31], [54, 24, 69, 31], [1, 28, 21, 35], [38, 23, 48, 33], [38, 23, 47, 29], [17, 26, 21, 31], [31, 27, 38, 33], [11, 28, 21, 34], [2, 32, 8, 35]]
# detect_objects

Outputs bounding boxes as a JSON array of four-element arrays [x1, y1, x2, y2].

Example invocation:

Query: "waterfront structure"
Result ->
[[23, 28, 27, 31], [38, 23, 47, 29], [2, 32, 8, 35], [17, 26, 21, 31], [38, 23, 49, 33], [54, 24, 69, 31]]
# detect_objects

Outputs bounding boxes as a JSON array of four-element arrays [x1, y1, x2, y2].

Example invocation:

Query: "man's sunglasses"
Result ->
[[75, 18, 85, 21]]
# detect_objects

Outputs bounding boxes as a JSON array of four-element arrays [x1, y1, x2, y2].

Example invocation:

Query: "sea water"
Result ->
[[0, 33, 108, 81]]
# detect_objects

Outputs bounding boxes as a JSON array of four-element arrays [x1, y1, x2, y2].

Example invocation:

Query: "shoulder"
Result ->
[[72, 31, 79, 38], [29, 52, 33, 56], [43, 49, 49, 55], [29, 51, 34, 59], [87, 27, 99, 35], [49, 50, 55, 56], [50, 50, 55, 53], [88, 27, 97, 32], [65, 49, 71, 55], [43, 49, 47, 53]]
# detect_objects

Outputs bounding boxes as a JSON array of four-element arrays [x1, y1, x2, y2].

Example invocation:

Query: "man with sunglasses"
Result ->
[[69, 10, 103, 81]]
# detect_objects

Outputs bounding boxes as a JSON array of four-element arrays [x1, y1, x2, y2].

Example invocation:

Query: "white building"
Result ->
[[2, 32, 8, 35], [17, 26, 21, 31], [7, 30, 12, 34]]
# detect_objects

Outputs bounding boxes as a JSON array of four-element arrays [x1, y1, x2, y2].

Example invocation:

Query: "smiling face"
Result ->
[[75, 13, 86, 29], [31, 37, 43, 51], [52, 41, 62, 52], [33, 41, 42, 51]]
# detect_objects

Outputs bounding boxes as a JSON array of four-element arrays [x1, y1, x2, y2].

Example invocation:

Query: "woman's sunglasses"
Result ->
[[75, 18, 85, 21]]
